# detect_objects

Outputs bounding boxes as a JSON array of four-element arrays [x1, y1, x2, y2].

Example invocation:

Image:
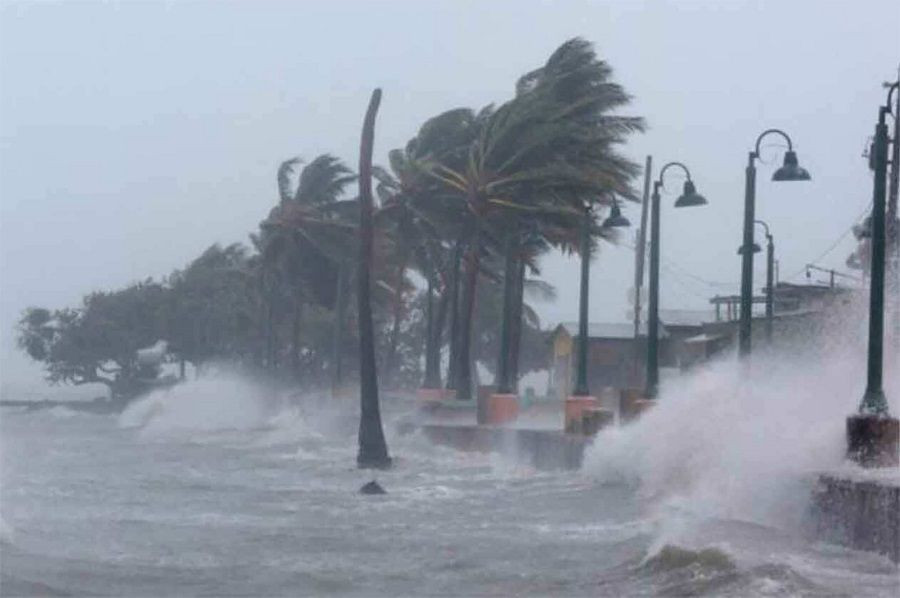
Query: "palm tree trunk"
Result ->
[[291, 299, 302, 380], [508, 253, 526, 393], [331, 265, 347, 390], [445, 241, 462, 390], [383, 257, 408, 388], [495, 229, 518, 394], [266, 289, 277, 370], [422, 272, 441, 388], [455, 224, 480, 401], [356, 88, 391, 469]]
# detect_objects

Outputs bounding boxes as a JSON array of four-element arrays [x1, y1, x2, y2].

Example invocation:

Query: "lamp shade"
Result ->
[[737, 242, 762, 255], [853, 215, 872, 239], [674, 180, 708, 207], [602, 202, 630, 228], [772, 150, 811, 181]]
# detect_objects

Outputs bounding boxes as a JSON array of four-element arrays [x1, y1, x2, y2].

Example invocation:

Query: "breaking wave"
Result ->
[[118, 373, 274, 436], [584, 334, 898, 534]]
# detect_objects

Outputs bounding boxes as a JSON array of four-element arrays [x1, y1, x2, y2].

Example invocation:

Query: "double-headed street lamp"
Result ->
[[738, 220, 775, 343], [739, 130, 811, 356], [646, 163, 708, 398]]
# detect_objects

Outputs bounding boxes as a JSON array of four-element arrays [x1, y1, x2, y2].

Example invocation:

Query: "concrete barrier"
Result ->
[[811, 473, 900, 563], [415, 424, 592, 471], [564, 395, 598, 434], [486, 393, 519, 425], [582, 407, 614, 436]]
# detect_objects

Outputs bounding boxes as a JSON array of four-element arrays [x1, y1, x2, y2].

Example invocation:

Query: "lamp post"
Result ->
[[572, 199, 630, 396], [739, 130, 810, 357], [646, 163, 708, 398], [738, 220, 775, 343], [847, 82, 899, 468], [564, 198, 629, 433]]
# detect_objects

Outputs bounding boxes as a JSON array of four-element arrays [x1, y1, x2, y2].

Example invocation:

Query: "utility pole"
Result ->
[[888, 69, 899, 350], [634, 155, 652, 338]]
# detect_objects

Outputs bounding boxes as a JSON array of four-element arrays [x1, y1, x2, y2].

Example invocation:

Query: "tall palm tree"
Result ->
[[356, 88, 391, 470]]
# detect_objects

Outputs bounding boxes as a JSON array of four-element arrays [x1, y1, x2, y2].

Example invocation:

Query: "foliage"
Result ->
[[17, 38, 643, 403]]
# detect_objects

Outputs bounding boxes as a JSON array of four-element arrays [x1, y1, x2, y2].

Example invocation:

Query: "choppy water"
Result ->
[[1, 367, 898, 596]]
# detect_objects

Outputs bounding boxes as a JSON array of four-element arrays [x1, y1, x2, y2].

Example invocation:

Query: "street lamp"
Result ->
[[737, 220, 775, 343], [646, 163, 708, 398], [603, 198, 631, 229], [739, 130, 810, 357], [565, 198, 629, 433], [572, 198, 630, 396], [847, 81, 899, 467]]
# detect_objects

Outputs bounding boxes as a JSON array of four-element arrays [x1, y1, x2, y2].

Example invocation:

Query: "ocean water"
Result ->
[[1, 364, 898, 596]]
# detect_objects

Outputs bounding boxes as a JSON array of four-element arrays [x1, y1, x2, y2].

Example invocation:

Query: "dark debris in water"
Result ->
[[359, 480, 386, 495]]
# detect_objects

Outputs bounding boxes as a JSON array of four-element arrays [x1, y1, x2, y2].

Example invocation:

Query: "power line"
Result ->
[[785, 200, 873, 281]]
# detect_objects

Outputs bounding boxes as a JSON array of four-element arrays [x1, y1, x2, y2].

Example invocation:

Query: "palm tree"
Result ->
[[426, 38, 643, 401], [374, 108, 484, 392], [356, 88, 391, 470], [260, 155, 358, 381]]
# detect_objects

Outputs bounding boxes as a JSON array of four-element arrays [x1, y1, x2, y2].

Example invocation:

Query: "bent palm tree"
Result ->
[[427, 38, 644, 400], [356, 89, 391, 469]]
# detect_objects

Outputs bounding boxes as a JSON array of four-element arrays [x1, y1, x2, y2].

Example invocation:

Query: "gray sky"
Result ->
[[1, 0, 898, 396]]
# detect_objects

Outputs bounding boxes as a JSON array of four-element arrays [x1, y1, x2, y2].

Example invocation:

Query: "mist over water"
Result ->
[[3, 325, 900, 596], [3, 296, 900, 596]]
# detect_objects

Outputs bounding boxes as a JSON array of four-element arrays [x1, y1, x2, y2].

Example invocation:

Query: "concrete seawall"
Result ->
[[812, 473, 900, 564], [413, 424, 593, 471]]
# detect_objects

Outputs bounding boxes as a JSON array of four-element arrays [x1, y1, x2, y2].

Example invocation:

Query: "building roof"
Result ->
[[556, 321, 668, 340], [683, 332, 727, 344], [659, 309, 717, 327]]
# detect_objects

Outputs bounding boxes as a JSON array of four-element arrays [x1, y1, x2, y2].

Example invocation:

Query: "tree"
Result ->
[[426, 38, 643, 400], [260, 155, 357, 380], [18, 281, 171, 401], [356, 88, 392, 469], [167, 243, 259, 373]]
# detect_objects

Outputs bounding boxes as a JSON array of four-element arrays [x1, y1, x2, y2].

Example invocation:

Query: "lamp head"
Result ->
[[772, 150, 811, 181], [853, 216, 872, 240], [737, 242, 762, 255], [602, 201, 630, 228], [673, 180, 708, 207]]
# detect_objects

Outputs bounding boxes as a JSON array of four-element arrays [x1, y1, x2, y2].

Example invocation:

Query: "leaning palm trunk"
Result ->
[[444, 241, 463, 390], [356, 88, 391, 469], [290, 299, 302, 379], [383, 256, 408, 388], [508, 255, 526, 392], [494, 229, 519, 394], [331, 265, 347, 391], [265, 288, 277, 370], [455, 222, 480, 401], [422, 273, 442, 388], [423, 270, 448, 389]]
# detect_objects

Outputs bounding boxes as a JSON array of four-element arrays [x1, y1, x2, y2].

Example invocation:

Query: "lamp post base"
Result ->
[[622, 398, 657, 424], [416, 387, 446, 410], [846, 414, 899, 468], [485, 393, 518, 425], [582, 407, 614, 435], [564, 395, 598, 433]]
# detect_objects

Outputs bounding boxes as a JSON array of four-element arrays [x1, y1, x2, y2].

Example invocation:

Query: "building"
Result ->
[[548, 322, 668, 400]]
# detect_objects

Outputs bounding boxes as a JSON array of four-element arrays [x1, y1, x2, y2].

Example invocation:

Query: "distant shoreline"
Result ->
[[0, 398, 123, 414]]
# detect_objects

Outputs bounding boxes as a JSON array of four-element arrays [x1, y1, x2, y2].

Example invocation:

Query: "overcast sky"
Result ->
[[1, 0, 898, 396]]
